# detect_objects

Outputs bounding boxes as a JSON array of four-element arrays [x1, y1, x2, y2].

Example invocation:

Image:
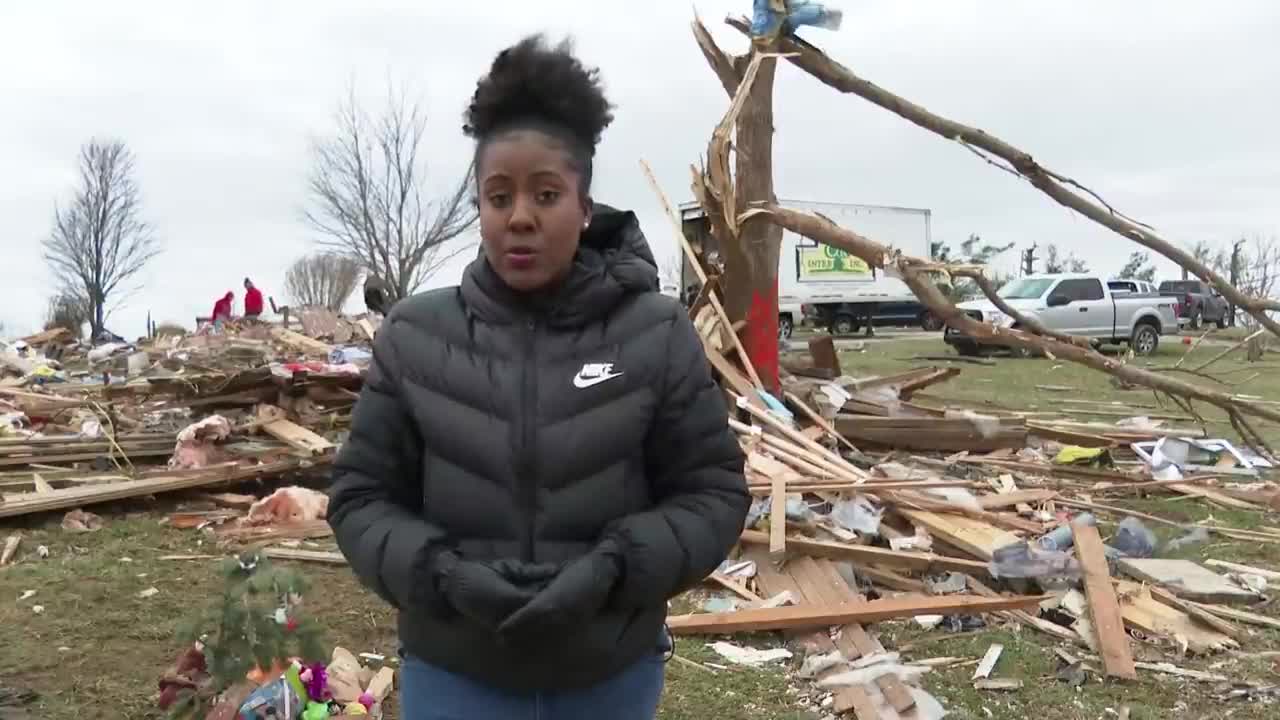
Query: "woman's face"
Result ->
[[477, 130, 589, 293]]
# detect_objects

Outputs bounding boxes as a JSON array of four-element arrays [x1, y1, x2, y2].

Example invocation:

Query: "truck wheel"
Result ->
[[832, 313, 858, 336], [1189, 309, 1203, 330], [1215, 315, 1227, 330], [919, 311, 944, 332], [955, 342, 983, 357], [778, 314, 794, 339], [1131, 323, 1160, 356]]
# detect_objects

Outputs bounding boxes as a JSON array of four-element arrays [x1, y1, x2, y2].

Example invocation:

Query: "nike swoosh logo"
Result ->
[[573, 372, 624, 389]]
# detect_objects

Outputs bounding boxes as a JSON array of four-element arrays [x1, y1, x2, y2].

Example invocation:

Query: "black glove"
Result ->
[[498, 540, 623, 642], [435, 553, 559, 629]]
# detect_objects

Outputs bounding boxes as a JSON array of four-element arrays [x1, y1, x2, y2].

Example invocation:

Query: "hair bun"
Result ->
[[464, 35, 614, 151]]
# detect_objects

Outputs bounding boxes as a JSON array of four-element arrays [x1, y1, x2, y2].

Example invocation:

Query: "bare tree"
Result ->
[[42, 140, 160, 339], [43, 293, 89, 337], [306, 87, 477, 302], [285, 253, 362, 311], [1117, 251, 1157, 282], [1235, 235, 1280, 327], [1042, 243, 1089, 274]]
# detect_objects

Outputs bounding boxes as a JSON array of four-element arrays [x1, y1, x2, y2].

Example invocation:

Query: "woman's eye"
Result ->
[[487, 193, 511, 208], [537, 190, 560, 204]]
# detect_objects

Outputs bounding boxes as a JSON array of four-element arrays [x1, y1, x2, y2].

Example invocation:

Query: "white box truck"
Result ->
[[679, 200, 934, 337]]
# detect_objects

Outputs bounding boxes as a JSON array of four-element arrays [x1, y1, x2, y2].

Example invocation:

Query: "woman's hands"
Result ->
[[498, 540, 622, 642], [434, 553, 559, 629], [430, 542, 624, 641]]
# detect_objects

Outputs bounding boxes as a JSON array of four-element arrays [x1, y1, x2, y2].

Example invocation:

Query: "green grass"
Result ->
[[0, 504, 804, 720], [832, 332, 1280, 449]]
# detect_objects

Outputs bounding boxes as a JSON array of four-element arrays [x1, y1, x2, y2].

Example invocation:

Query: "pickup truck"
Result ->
[[943, 273, 1180, 356], [1158, 279, 1230, 330]]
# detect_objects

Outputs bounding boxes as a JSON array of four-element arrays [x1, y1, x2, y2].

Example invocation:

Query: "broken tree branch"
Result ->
[[725, 17, 1280, 338]]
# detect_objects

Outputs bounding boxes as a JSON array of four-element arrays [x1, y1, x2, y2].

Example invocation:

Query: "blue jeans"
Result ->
[[399, 651, 665, 720]]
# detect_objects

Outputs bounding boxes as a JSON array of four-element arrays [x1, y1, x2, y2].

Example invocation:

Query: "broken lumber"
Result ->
[[667, 594, 1046, 634], [1203, 559, 1280, 582], [262, 418, 336, 456], [0, 458, 328, 519], [834, 415, 1026, 452], [0, 534, 19, 565], [1116, 558, 1260, 604], [262, 547, 346, 565], [271, 327, 334, 356], [1073, 522, 1137, 680], [739, 530, 991, 576]]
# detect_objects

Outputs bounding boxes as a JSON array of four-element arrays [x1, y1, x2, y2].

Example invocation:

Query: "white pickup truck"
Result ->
[[943, 273, 1180, 356]]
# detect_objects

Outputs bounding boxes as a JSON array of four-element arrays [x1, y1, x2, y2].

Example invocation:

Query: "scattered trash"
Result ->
[[925, 573, 968, 595], [1165, 527, 1211, 553], [31, 605, 44, 614], [702, 596, 739, 614], [1109, 517, 1157, 558], [61, 508, 104, 533], [708, 642, 793, 666], [831, 496, 883, 536], [246, 486, 330, 525], [168, 415, 232, 470], [18, 590, 36, 602], [138, 587, 160, 599]]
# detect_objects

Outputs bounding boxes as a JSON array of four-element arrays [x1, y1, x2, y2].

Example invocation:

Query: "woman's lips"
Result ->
[[505, 249, 536, 270]]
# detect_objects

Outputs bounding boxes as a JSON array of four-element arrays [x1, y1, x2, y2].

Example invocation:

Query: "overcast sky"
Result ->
[[3, 1, 1278, 337]]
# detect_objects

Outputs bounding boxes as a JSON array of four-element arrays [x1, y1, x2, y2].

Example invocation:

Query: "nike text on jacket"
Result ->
[[326, 204, 749, 692]]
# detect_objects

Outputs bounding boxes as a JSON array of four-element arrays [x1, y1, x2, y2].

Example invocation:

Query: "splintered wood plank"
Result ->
[[739, 530, 991, 576], [895, 509, 1021, 561], [834, 684, 882, 719], [976, 489, 1057, 510], [270, 327, 334, 356], [1073, 522, 1136, 680], [814, 561, 915, 714], [769, 473, 786, 555], [1117, 558, 1259, 604], [1114, 581, 1238, 654], [785, 556, 887, 715], [708, 572, 762, 603], [262, 547, 346, 564], [262, 419, 335, 455], [667, 595, 1046, 634], [745, 551, 835, 652]]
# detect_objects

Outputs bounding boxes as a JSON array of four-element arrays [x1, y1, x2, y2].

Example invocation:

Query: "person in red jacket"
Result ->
[[243, 278, 265, 320], [210, 291, 234, 328]]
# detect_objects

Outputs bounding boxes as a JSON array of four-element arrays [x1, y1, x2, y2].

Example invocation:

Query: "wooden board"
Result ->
[[0, 459, 327, 519], [262, 419, 336, 455], [976, 489, 1057, 510], [835, 414, 1026, 452], [1117, 558, 1260, 604], [667, 594, 1047, 634], [1203, 559, 1280, 581], [769, 471, 786, 555], [1193, 602, 1280, 631], [1114, 581, 1238, 654], [739, 530, 990, 576], [270, 327, 334, 356], [895, 509, 1021, 561], [262, 547, 346, 564], [1073, 523, 1136, 680]]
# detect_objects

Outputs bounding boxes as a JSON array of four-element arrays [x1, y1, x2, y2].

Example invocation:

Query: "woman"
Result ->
[[327, 36, 748, 718]]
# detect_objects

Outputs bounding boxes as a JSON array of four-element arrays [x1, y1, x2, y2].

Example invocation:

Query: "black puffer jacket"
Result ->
[[327, 204, 748, 692]]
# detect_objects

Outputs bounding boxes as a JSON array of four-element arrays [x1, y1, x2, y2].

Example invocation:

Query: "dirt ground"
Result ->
[[3, 332, 1279, 718]]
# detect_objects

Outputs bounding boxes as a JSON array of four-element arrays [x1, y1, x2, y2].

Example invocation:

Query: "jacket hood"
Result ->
[[460, 202, 659, 327]]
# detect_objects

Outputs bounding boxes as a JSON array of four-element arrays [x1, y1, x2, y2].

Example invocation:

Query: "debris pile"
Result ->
[[0, 310, 372, 530]]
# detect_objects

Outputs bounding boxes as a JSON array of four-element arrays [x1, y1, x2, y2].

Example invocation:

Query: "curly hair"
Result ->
[[464, 35, 614, 193]]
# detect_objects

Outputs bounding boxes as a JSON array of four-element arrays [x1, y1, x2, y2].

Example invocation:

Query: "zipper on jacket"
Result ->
[[519, 318, 538, 562]]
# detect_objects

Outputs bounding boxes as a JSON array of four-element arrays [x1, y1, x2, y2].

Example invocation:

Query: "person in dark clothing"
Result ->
[[326, 36, 748, 719], [363, 275, 392, 316]]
